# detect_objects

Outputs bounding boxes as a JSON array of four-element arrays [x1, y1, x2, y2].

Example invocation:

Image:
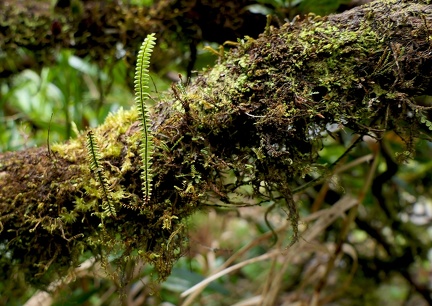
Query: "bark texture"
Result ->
[[1, 0, 432, 295]]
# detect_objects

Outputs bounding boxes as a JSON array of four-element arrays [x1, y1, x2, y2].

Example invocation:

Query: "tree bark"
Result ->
[[1, 0, 432, 293]]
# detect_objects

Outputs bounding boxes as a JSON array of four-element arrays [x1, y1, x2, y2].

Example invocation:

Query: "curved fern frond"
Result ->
[[86, 130, 116, 217], [134, 33, 157, 203]]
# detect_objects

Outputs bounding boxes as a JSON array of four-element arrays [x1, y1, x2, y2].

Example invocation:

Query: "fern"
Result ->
[[134, 33, 157, 203], [86, 130, 116, 217], [420, 114, 432, 131]]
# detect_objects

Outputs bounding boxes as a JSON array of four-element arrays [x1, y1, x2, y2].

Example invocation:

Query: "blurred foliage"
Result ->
[[252, 0, 351, 19], [297, 0, 351, 15], [129, 0, 154, 6], [0, 49, 174, 152], [1, 0, 432, 305]]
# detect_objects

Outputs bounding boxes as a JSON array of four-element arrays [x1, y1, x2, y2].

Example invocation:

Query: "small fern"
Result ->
[[86, 130, 116, 217], [420, 114, 432, 131], [134, 33, 157, 203]]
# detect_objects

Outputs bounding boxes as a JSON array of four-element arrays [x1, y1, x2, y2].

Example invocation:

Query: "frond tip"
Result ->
[[134, 33, 157, 203]]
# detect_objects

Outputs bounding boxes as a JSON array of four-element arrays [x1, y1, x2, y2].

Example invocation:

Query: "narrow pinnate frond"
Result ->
[[134, 33, 157, 203], [86, 131, 116, 217]]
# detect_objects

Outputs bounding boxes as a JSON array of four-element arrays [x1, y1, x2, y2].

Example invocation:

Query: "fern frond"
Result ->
[[420, 114, 432, 131], [86, 130, 116, 217], [134, 33, 157, 203]]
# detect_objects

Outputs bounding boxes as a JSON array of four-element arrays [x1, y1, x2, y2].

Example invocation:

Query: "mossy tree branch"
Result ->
[[1, 0, 432, 294]]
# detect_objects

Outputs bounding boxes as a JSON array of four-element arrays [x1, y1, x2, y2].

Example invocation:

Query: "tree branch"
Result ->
[[1, 0, 432, 293]]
